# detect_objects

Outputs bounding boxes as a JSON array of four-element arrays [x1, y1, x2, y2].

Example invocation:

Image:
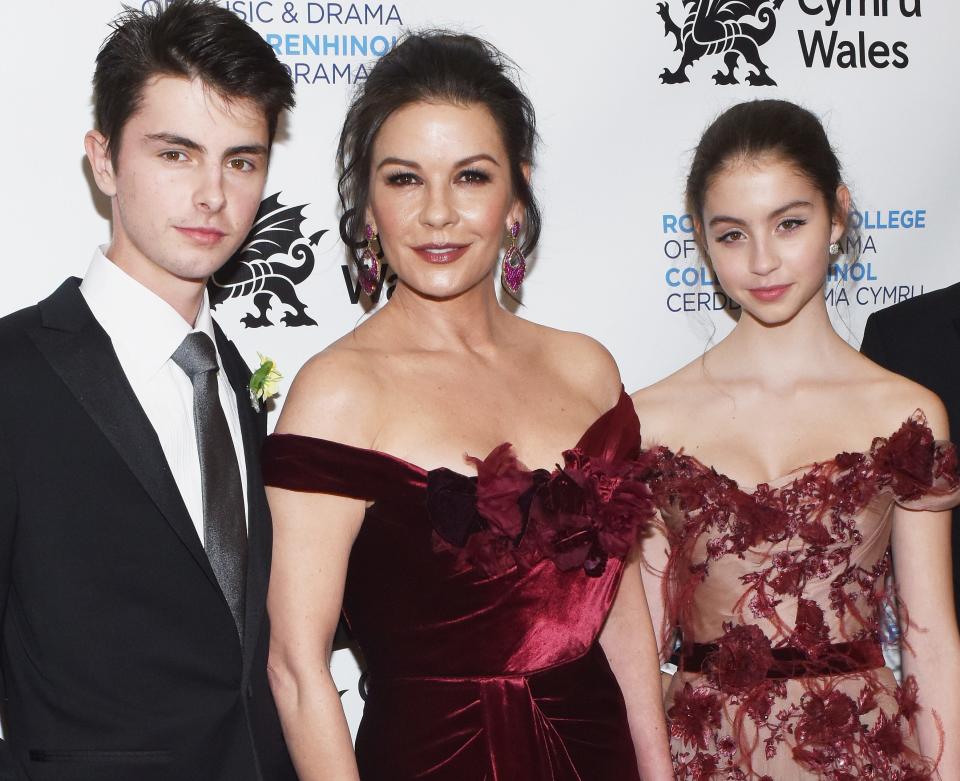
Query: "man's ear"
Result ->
[[84, 130, 117, 198]]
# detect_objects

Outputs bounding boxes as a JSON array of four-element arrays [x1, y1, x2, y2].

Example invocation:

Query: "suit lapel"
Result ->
[[29, 280, 220, 592], [214, 323, 270, 674]]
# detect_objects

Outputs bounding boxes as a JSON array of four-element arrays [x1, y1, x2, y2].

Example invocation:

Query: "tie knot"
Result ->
[[172, 332, 220, 379]]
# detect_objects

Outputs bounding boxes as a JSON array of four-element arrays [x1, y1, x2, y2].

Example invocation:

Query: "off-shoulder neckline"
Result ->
[[267, 386, 632, 481], [664, 410, 931, 494]]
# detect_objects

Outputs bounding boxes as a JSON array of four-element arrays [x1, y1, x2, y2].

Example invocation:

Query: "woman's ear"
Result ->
[[507, 162, 532, 229], [831, 184, 852, 245], [84, 130, 117, 198]]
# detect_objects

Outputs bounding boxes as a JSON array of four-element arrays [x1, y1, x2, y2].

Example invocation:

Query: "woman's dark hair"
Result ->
[[686, 100, 844, 232], [94, 0, 295, 166], [336, 31, 541, 262]]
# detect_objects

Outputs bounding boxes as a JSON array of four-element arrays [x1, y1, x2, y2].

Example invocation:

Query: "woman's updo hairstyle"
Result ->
[[686, 99, 845, 246], [337, 31, 541, 263]]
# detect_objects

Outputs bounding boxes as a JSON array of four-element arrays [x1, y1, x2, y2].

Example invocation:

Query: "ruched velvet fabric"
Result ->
[[262, 390, 647, 780]]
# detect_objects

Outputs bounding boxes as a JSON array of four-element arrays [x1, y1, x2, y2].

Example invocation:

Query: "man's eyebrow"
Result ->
[[225, 144, 269, 157], [145, 133, 205, 153]]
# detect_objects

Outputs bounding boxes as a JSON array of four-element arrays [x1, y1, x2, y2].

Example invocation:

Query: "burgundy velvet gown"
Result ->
[[652, 414, 960, 780], [262, 390, 657, 780]]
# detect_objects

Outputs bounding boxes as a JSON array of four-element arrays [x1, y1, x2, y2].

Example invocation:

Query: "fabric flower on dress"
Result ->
[[526, 447, 658, 576], [429, 437, 658, 577], [668, 683, 722, 750], [872, 415, 937, 501], [704, 623, 774, 695]]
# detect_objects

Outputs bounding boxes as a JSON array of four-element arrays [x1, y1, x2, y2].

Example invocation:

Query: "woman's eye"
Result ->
[[386, 171, 419, 186], [459, 168, 490, 184]]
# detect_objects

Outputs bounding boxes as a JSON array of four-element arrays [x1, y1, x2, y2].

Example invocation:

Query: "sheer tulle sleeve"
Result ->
[[262, 433, 427, 504]]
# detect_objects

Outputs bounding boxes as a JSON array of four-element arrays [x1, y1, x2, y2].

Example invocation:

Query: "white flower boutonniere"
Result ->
[[248, 354, 282, 411]]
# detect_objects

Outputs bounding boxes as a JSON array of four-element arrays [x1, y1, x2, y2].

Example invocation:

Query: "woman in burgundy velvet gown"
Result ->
[[633, 100, 960, 779], [262, 32, 673, 781]]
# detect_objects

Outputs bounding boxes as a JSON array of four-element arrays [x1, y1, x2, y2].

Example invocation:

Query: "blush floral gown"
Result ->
[[262, 390, 659, 780], [651, 414, 960, 780]]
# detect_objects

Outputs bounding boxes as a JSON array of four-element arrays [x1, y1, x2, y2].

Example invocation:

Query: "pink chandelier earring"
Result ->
[[358, 224, 380, 296], [500, 221, 526, 294]]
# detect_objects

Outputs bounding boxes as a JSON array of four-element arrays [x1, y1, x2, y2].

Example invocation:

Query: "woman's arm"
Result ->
[[265, 352, 382, 781], [639, 523, 678, 697], [267, 487, 363, 781], [600, 553, 675, 780]]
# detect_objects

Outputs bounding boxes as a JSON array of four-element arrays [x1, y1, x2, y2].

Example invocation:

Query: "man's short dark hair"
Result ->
[[94, 0, 295, 165]]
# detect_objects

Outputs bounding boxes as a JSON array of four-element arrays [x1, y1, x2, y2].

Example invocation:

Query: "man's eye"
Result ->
[[160, 151, 188, 162], [228, 158, 255, 172]]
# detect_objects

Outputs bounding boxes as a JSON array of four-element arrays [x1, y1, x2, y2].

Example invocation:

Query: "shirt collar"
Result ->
[[79, 246, 219, 381]]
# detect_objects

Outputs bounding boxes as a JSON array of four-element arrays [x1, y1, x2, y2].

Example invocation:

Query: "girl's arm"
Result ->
[[892, 398, 960, 779], [892, 501, 960, 779]]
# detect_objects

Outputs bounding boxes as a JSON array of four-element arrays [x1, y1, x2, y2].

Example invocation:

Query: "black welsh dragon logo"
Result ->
[[657, 0, 784, 86], [210, 192, 327, 328]]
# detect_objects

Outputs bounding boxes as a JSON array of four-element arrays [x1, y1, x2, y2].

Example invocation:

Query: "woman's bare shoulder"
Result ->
[[273, 336, 387, 447], [522, 321, 623, 409]]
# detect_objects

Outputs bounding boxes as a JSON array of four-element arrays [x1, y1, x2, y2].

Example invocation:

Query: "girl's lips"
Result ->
[[413, 244, 468, 264], [748, 284, 792, 302], [176, 226, 226, 246]]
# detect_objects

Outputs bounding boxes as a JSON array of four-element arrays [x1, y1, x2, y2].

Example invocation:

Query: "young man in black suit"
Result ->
[[862, 285, 960, 629], [0, 2, 297, 779]]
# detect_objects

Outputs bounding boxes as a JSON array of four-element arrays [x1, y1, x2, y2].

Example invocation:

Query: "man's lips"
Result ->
[[175, 226, 227, 245], [748, 284, 792, 302], [412, 243, 468, 264]]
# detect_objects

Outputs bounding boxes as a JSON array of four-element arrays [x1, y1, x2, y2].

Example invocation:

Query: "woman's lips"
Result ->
[[413, 244, 468, 264], [748, 284, 792, 302], [176, 226, 227, 246]]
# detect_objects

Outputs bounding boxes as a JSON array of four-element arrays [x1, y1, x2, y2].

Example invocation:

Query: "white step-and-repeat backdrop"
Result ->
[[0, 0, 953, 736]]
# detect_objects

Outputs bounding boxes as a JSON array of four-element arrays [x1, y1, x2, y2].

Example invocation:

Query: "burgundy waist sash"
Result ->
[[680, 639, 885, 680]]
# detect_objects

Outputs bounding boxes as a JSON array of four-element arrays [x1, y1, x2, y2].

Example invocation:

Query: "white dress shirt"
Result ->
[[80, 247, 248, 543]]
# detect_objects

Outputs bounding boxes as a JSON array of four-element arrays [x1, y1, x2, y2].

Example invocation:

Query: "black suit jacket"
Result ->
[[0, 279, 295, 781], [861, 282, 960, 629]]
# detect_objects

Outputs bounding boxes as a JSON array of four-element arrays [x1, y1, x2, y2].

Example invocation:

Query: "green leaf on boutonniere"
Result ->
[[248, 354, 282, 411]]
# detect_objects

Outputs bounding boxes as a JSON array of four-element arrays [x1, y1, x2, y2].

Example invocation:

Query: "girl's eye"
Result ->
[[459, 168, 490, 184], [160, 151, 188, 162], [386, 171, 419, 186], [779, 218, 807, 231], [717, 229, 745, 243]]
